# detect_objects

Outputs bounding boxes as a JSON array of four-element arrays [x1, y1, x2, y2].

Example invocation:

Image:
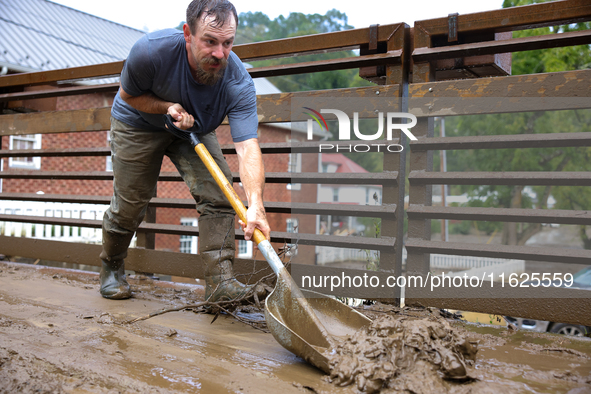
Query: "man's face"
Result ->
[[184, 14, 236, 85]]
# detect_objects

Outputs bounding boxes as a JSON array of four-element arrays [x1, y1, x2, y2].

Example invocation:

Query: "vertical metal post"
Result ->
[[379, 24, 410, 305], [135, 188, 157, 277], [406, 27, 435, 296], [136, 205, 156, 250], [438, 117, 448, 242]]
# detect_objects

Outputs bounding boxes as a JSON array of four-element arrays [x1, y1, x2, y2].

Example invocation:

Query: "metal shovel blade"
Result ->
[[265, 267, 372, 373]]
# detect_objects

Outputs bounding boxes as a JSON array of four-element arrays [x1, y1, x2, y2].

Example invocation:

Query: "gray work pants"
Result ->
[[101, 117, 234, 261]]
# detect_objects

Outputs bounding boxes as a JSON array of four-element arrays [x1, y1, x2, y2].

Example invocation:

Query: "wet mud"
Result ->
[[1, 261, 590, 393], [324, 307, 591, 393], [326, 314, 478, 393], [0, 261, 335, 394]]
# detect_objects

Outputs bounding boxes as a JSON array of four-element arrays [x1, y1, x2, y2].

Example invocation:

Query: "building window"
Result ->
[[180, 218, 198, 254], [9, 134, 42, 169], [287, 152, 302, 191], [322, 163, 338, 173], [238, 239, 253, 258], [333, 188, 339, 202], [286, 218, 299, 256]]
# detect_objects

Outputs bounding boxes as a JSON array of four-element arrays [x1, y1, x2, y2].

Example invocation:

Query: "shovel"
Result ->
[[163, 114, 371, 373]]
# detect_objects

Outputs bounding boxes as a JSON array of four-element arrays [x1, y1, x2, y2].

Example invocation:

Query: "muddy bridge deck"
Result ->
[[1, 261, 590, 393]]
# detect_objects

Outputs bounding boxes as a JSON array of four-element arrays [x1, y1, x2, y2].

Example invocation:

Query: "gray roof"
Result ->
[[0, 0, 146, 74]]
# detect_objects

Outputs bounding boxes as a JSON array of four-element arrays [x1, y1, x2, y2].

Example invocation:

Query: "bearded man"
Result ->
[[100, 0, 269, 301]]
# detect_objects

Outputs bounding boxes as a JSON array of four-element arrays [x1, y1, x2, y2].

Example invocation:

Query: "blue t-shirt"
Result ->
[[111, 29, 258, 142]]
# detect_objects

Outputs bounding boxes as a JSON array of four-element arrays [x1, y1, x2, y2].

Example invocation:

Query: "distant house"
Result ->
[[318, 153, 381, 236], [304, 153, 381, 266], [0, 0, 320, 259]]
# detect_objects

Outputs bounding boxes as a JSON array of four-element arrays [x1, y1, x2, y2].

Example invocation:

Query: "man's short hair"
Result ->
[[186, 0, 238, 34]]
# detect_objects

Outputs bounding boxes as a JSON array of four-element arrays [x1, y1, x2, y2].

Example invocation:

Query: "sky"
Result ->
[[49, 0, 504, 33]]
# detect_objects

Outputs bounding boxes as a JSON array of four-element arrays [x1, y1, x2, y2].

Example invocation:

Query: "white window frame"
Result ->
[[287, 152, 302, 191], [9, 134, 42, 169], [180, 218, 198, 254], [237, 239, 253, 258]]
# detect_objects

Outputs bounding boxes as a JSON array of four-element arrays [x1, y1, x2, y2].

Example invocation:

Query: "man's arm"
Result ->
[[234, 138, 271, 241], [119, 87, 195, 129]]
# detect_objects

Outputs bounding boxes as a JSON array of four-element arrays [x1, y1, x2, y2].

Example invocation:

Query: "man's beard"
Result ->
[[194, 57, 227, 86]]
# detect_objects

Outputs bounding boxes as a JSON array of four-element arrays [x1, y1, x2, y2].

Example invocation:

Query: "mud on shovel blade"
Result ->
[[163, 115, 371, 373]]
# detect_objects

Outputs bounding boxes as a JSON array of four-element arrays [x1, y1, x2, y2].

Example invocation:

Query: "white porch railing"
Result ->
[[0, 200, 108, 244]]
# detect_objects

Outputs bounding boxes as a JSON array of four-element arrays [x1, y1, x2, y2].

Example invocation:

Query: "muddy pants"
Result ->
[[100, 117, 235, 261]]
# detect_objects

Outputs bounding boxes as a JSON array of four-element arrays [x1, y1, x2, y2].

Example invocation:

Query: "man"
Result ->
[[100, 0, 270, 301]]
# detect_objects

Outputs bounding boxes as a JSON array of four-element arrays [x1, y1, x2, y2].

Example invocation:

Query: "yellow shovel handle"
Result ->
[[194, 144, 267, 246]]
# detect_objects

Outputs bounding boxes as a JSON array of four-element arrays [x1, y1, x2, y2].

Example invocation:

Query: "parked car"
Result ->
[[505, 266, 591, 337], [504, 317, 589, 336]]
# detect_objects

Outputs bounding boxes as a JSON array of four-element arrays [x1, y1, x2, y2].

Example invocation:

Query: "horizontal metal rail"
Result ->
[[406, 206, 591, 226], [0, 193, 395, 218], [410, 68, 591, 98], [225, 140, 401, 155], [0, 108, 112, 136], [0, 170, 398, 185], [403, 297, 591, 329], [0, 139, 401, 158], [413, 30, 591, 62], [0, 61, 124, 88], [248, 51, 401, 78], [0, 236, 392, 287], [414, 0, 591, 35], [405, 239, 591, 265], [408, 171, 591, 186], [0, 85, 400, 136], [0, 147, 111, 158], [409, 132, 591, 151], [0, 83, 120, 103], [234, 24, 403, 61], [0, 235, 273, 282], [0, 214, 394, 250]]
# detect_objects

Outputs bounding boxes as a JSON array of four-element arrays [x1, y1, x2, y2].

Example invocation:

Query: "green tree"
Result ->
[[446, 110, 591, 245], [235, 10, 372, 92], [503, 0, 591, 75], [237, 9, 352, 41]]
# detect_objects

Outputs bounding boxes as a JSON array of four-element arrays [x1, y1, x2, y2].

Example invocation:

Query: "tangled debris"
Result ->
[[326, 314, 478, 393]]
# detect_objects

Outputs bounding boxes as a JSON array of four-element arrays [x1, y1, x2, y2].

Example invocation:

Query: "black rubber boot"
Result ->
[[99, 229, 134, 300], [99, 259, 132, 299], [199, 215, 266, 302], [201, 250, 265, 302]]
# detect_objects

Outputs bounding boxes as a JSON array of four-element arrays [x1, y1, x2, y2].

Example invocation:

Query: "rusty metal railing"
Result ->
[[405, 0, 591, 326]]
